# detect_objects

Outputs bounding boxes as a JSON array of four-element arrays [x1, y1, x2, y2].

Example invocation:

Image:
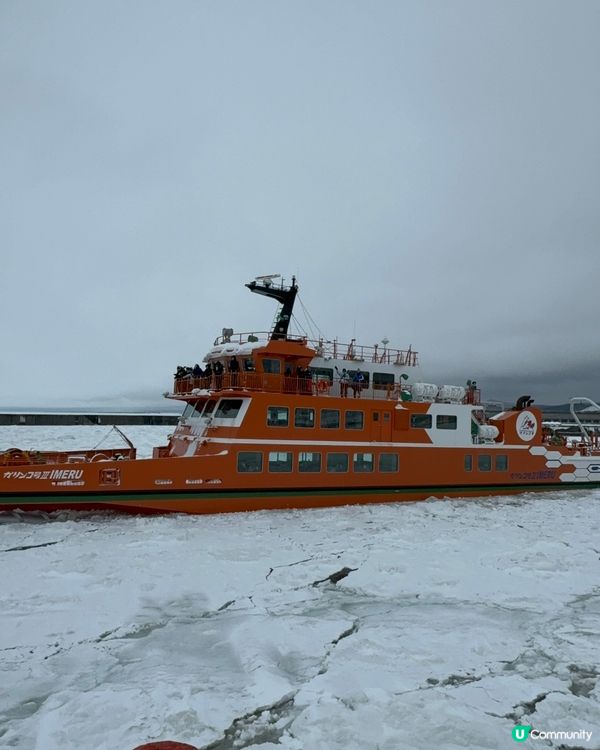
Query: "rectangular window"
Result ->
[[373, 412, 379, 422], [295, 408, 315, 428], [262, 358, 281, 374], [436, 415, 457, 430], [327, 453, 349, 472], [237, 451, 262, 472], [215, 399, 243, 419], [496, 455, 508, 471], [267, 406, 289, 427], [299, 452, 321, 472], [353, 452, 374, 472], [411, 414, 432, 429], [320, 409, 340, 428], [309, 367, 333, 383], [379, 453, 399, 472], [373, 372, 394, 388], [345, 410, 364, 429], [383, 412, 390, 422], [203, 400, 217, 416], [268, 451, 293, 472], [478, 454, 492, 472], [182, 401, 205, 419], [464, 455, 472, 472]]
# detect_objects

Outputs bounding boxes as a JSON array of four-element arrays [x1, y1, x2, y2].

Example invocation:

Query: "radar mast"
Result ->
[[245, 275, 298, 341]]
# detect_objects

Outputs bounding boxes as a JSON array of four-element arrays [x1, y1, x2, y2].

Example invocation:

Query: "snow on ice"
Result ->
[[1, 426, 600, 749]]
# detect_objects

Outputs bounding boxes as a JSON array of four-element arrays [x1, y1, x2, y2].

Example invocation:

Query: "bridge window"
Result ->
[[203, 400, 217, 416], [262, 358, 281, 374], [299, 452, 321, 472], [379, 453, 399, 472], [436, 415, 457, 430], [496, 455, 508, 471], [215, 399, 243, 419], [268, 451, 293, 472], [327, 453, 348, 472], [320, 409, 340, 428], [411, 414, 432, 429], [237, 451, 262, 472], [478, 454, 492, 471], [353, 452, 374, 472], [345, 410, 364, 429], [295, 408, 315, 428], [182, 401, 202, 418], [267, 406, 289, 427]]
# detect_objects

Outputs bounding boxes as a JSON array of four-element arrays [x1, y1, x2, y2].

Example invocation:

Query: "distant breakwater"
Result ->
[[0, 413, 180, 426]]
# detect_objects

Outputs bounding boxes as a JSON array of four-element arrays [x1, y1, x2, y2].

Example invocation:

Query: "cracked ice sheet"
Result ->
[[0, 428, 600, 749]]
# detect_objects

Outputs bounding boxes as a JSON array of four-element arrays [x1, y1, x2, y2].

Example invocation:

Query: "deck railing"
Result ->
[[172, 373, 478, 404], [173, 373, 322, 397], [211, 332, 419, 366]]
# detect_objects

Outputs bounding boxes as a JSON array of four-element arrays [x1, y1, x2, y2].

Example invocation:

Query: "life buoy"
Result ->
[[317, 379, 329, 393]]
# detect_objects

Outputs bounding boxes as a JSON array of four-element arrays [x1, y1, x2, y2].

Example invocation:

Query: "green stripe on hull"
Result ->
[[2, 481, 600, 507]]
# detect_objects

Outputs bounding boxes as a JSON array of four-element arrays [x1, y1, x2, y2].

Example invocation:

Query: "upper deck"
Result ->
[[211, 331, 419, 367], [171, 370, 480, 405]]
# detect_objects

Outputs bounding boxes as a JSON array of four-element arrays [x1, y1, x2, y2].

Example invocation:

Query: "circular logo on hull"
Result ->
[[516, 410, 537, 441]]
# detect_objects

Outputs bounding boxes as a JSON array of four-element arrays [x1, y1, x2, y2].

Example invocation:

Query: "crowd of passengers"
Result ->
[[174, 358, 366, 397]]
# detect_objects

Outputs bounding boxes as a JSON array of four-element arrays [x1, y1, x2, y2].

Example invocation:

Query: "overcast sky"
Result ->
[[1, 0, 599, 408]]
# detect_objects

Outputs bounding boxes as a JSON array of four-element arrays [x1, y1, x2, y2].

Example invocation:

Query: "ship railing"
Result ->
[[210, 332, 419, 366], [172, 374, 476, 403], [173, 373, 316, 396]]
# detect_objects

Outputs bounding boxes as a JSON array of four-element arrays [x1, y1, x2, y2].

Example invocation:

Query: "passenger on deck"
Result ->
[[192, 363, 203, 378], [298, 365, 311, 394], [203, 362, 213, 387], [335, 366, 350, 398], [351, 369, 365, 398], [214, 361, 224, 388], [229, 356, 240, 386]]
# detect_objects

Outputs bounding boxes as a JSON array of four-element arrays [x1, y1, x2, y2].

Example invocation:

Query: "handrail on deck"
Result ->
[[211, 332, 419, 366], [172, 373, 475, 404], [174, 373, 328, 397]]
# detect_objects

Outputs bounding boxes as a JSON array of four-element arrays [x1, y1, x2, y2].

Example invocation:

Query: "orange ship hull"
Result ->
[[2, 393, 598, 515]]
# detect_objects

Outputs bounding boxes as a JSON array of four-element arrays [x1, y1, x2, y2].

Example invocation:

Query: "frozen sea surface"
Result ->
[[1, 426, 600, 750]]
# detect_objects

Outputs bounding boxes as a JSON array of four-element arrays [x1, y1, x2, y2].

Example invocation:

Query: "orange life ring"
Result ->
[[317, 379, 328, 393]]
